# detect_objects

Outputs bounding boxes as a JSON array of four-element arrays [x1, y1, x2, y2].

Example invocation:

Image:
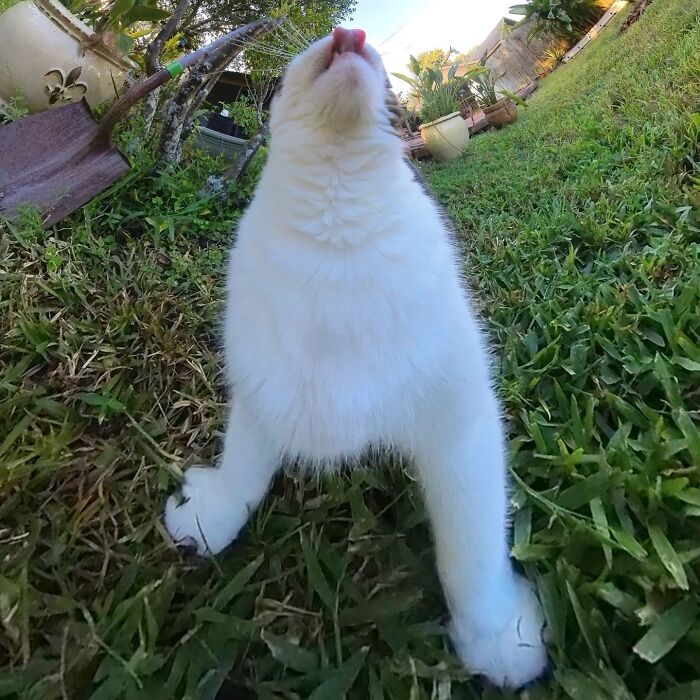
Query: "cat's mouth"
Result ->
[[326, 27, 367, 69]]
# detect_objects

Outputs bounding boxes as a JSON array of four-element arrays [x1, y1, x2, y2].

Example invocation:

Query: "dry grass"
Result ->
[[2, 0, 700, 697]]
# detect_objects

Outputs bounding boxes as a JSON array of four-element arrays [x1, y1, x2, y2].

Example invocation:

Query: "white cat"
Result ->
[[165, 27, 548, 689]]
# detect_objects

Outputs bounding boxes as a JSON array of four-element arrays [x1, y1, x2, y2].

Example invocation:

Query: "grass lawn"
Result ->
[[2, 0, 700, 697]]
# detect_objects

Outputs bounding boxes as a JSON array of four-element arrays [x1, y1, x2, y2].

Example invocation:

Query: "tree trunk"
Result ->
[[619, 0, 653, 33], [155, 17, 280, 171], [222, 123, 269, 186], [142, 0, 191, 135]]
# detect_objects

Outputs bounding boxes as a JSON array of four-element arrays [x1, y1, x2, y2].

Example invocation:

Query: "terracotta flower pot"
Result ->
[[419, 111, 470, 162], [483, 98, 518, 128], [0, 0, 136, 114]]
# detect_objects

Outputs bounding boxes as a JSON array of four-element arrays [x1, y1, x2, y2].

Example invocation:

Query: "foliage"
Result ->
[[419, 85, 460, 124], [218, 94, 262, 138], [0, 91, 28, 123], [0, 0, 20, 14], [393, 55, 445, 105], [510, 0, 605, 40], [1, 0, 700, 697], [399, 94, 421, 132], [393, 55, 482, 125], [542, 43, 569, 72], [150, 0, 356, 168], [422, 2, 700, 696], [544, 43, 569, 64], [414, 47, 457, 71], [175, 0, 357, 72], [58, 0, 169, 54], [470, 68, 500, 109]]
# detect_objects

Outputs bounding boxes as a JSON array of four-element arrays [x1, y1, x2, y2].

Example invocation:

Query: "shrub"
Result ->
[[218, 94, 262, 139], [510, 0, 605, 40], [419, 85, 459, 124], [394, 56, 483, 125]]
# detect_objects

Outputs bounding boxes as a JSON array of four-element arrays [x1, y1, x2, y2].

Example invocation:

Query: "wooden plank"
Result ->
[[485, 21, 564, 93], [562, 0, 629, 63], [468, 112, 489, 135], [518, 80, 539, 100]]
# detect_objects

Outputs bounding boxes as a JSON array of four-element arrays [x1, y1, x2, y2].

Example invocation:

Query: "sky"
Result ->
[[344, 0, 518, 90]]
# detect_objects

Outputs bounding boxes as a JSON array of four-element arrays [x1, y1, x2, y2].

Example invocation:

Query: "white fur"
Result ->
[[164, 35, 547, 689]]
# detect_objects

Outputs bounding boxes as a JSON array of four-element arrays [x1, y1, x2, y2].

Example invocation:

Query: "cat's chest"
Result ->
[[232, 265, 431, 386], [225, 249, 446, 458]]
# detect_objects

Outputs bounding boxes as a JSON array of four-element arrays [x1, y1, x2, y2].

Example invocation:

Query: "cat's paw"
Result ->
[[164, 467, 243, 556], [451, 575, 548, 690]]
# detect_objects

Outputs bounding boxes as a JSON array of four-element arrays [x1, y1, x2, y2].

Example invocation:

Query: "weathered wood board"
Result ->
[[562, 0, 629, 63]]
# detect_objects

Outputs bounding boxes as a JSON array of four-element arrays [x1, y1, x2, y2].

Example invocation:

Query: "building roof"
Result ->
[[207, 70, 281, 110]]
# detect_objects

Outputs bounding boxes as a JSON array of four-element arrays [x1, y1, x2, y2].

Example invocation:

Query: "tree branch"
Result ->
[[222, 122, 268, 185], [145, 0, 191, 75], [155, 17, 281, 170], [141, 0, 191, 133]]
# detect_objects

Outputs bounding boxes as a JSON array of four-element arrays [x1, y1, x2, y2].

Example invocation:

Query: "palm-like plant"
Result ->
[[392, 55, 449, 106], [469, 66, 529, 112], [470, 69, 499, 109], [393, 55, 484, 124], [509, 0, 603, 40]]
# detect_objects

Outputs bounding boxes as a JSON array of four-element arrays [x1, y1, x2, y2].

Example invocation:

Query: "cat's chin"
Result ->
[[313, 56, 378, 130], [319, 51, 372, 86], [267, 32, 389, 137], [326, 49, 368, 71]]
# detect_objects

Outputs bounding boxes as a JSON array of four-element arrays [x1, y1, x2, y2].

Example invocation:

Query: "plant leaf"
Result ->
[[301, 531, 336, 611], [109, 0, 135, 20], [212, 554, 264, 609], [649, 525, 689, 590], [125, 5, 170, 21], [308, 647, 368, 700], [391, 73, 416, 88], [261, 630, 319, 674], [558, 669, 608, 700], [633, 598, 698, 663]]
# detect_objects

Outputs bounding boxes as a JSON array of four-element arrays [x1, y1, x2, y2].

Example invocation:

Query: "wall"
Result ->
[[484, 22, 566, 94], [484, 0, 617, 94]]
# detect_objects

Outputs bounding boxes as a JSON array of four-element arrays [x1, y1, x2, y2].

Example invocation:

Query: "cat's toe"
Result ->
[[451, 576, 548, 689], [164, 493, 209, 555], [164, 467, 244, 556]]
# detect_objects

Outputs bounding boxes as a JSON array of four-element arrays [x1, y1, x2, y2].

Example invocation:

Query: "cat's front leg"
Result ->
[[412, 383, 548, 689], [164, 398, 278, 556]]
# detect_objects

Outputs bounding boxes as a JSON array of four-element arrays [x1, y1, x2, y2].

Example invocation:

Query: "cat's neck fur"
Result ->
[[253, 121, 410, 248]]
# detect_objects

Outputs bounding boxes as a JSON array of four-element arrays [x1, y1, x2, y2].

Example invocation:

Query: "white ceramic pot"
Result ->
[[0, 0, 136, 113], [419, 111, 470, 162]]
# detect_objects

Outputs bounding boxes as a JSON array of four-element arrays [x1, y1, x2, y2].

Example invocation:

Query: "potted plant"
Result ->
[[471, 69, 520, 128], [0, 0, 167, 113], [393, 57, 472, 162], [417, 85, 469, 162], [196, 95, 263, 163]]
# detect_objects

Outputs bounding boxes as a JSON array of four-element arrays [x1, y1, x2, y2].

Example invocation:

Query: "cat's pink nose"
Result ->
[[331, 27, 366, 54]]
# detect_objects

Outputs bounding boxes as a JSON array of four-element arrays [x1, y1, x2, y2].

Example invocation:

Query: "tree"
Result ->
[[414, 47, 457, 71], [151, 0, 358, 169], [170, 0, 356, 54], [246, 0, 358, 76], [156, 17, 280, 169]]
